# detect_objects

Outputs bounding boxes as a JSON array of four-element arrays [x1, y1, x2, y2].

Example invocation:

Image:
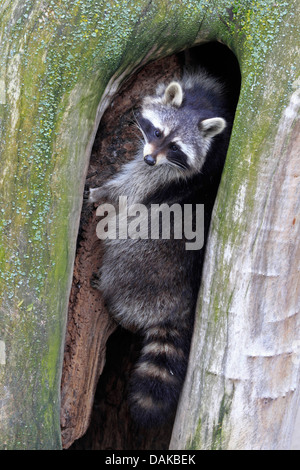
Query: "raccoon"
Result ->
[[89, 68, 234, 427]]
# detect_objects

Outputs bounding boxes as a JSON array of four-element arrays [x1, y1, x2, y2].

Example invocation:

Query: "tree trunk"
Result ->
[[0, 0, 298, 450]]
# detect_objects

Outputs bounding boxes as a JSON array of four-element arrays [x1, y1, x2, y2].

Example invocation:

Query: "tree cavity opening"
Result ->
[[61, 42, 241, 450]]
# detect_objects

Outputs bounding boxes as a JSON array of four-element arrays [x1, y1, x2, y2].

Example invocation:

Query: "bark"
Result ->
[[0, 0, 298, 450]]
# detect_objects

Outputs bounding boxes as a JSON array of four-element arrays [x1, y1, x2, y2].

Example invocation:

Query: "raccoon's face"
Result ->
[[137, 81, 226, 173]]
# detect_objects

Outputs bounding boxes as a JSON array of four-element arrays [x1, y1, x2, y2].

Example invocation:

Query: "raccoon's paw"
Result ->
[[88, 186, 107, 203], [90, 271, 101, 290]]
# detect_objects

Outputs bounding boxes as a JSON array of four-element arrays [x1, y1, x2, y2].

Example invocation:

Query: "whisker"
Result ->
[[166, 161, 187, 173], [169, 159, 189, 170], [132, 120, 147, 143]]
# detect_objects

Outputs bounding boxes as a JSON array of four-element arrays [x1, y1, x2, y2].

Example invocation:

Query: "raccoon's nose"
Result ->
[[144, 155, 156, 166]]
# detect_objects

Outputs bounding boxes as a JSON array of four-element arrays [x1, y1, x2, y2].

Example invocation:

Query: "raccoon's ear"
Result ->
[[163, 82, 183, 107], [199, 117, 226, 138]]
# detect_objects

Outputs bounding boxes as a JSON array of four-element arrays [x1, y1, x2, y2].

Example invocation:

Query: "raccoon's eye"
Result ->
[[170, 143, 179, 152], [154, 129, 162, 138]]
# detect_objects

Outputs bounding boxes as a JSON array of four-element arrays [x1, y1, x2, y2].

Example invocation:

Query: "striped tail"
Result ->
[[128, 321, 192, 427]]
